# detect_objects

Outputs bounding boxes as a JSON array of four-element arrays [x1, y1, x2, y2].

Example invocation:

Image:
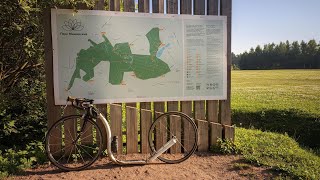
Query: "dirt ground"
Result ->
[[11, 153, 275, 180]]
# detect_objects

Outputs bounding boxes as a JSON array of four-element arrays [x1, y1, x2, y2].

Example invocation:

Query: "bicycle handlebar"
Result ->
[[67, 96, 94, 109]]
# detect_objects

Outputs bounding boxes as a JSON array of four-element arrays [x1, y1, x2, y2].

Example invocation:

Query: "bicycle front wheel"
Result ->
[[148, 111, 198, 163], [45, 115, 103, 171]]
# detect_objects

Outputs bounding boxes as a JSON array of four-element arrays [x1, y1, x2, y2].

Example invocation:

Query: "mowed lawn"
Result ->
[[231, 69, 320, 117]]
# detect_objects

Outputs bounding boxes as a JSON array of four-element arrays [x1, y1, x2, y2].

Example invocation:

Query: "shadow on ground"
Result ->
[[232, 109, 320, 149]]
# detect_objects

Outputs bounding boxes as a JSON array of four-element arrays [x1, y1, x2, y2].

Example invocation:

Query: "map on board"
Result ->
[[51, 9, 227, 104]]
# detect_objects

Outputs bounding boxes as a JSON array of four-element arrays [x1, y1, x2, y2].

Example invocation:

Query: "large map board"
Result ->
[[51, 9, 227, 105]]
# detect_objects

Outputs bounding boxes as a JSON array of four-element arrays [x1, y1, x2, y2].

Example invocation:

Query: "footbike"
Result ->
[[45, 97, 198, 171]]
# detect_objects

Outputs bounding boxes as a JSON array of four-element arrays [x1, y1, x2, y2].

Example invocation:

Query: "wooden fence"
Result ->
[[44, 0, 233, 154]]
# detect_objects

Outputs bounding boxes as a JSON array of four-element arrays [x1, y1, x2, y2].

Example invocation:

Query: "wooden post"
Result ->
[[220, 0, 232, 126]]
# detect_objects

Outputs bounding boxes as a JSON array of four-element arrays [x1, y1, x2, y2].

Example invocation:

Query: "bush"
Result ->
[[0, 141, 46, 179]]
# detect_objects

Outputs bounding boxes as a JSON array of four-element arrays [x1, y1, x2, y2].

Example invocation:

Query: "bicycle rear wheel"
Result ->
[[45, 115, 103, 171], [148, 111, 197, 163]]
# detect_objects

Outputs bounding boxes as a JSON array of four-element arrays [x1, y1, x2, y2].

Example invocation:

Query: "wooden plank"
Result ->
[[140, 102, 151, 110], [181, 101, 193, 151], [138, 0, 150, 13], [93, 0, 106, 150], [170, 114, 181, 153], [207, 0, 220, 128], [194, 0, 205, 15], [44, 7, 62, 153], [126, 106, 138, 153], [124, 0, 135, 12], [139, 0, 151, 113], [208, 0, 219, 15], [180, 0, 192, 14], [155, 112, 166, 150], [152, 0, 159, 13], [180, 0, 193, 152], [181, 101, 192, 117], [220, 0, 232, 125], [167, 101, 178, 111], [154, 102, 165, 113], [196, 119, 209, 151], [207, 100, 219, 123], [140, 109, 152, 153], [110, 104, 123, 154], [109, 0, 115, 11], [153, 0, 164, 13], [194, 100, 205, 120], [159, 0, 164, 13], [223, 125, 235, 141], [115, 0, 121, 11], [94, 0, 105, 10], [167, 0, 178, 14], [210, 122, 222, 146]]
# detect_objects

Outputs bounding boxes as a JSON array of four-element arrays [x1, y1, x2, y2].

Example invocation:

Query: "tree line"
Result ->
[[233, 40, 320, 70]]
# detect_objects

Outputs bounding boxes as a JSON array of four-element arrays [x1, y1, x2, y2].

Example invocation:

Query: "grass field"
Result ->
[[231, 70, 320, 149], [232, 69, 320, 116]]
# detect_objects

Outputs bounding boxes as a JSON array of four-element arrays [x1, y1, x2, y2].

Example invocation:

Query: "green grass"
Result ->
[[232, 70, 320, 116], [233, 128, 320, 179], [231, 70, 320, 149]]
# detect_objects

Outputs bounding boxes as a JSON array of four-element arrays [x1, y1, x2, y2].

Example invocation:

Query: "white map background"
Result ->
[[51, 9, 226, 104]]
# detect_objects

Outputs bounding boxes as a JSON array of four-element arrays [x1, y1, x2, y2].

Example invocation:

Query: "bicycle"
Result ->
[[45, 97, 198, 171]]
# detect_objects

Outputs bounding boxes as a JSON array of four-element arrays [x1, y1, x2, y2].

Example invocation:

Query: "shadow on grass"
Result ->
[[232, 109, 320, 149]]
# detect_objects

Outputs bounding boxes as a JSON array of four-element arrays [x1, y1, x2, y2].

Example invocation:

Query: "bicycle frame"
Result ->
[[97, 112, 177, 164]]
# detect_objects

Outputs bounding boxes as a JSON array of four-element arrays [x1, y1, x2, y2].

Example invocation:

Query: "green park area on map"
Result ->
[[67, 27, 171, 90]]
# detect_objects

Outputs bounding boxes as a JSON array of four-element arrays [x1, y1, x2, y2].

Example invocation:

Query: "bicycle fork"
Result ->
[[98, 113, 177, 164]]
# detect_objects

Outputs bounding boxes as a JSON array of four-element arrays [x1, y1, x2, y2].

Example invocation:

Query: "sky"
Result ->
[[133, 0, 320, 54], [232, 0, 320, 54]]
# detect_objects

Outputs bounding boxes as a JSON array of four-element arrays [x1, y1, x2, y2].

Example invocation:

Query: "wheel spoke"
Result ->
[[77, 144, 94, 159], [46, 116, 104, 170], [149, 112, 197, 163]]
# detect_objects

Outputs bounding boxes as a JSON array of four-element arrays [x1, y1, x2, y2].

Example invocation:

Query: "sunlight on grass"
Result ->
[[232, 70, 320, 116]]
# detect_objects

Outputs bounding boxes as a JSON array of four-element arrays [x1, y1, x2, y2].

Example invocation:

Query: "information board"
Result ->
[[51, 9, 227, 104]]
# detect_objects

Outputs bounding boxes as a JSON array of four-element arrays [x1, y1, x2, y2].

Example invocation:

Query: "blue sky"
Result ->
[[232, 0, 320, 54], [134, 0, 320, 54]]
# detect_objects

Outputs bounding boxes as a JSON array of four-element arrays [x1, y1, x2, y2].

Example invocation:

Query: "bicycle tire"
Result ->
[[45, 115, 103, 171], [148, 111, 198, 163]]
